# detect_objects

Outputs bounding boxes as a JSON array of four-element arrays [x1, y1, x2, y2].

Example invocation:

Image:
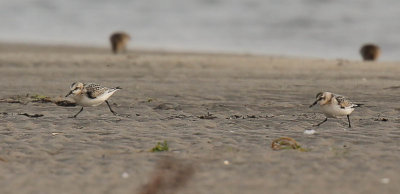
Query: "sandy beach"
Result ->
[[0, 43, 399, 194]]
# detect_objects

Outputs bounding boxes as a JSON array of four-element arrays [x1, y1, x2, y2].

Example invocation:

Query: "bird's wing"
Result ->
[[84, 83, 108, 99], [335, 95, 354, 109]]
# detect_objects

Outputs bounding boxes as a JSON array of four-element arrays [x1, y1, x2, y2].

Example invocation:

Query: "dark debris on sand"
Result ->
[[154, 103, 182, 111], [54, 100, 76, 107], [374, 114, 389, 122], [226, 114, 275, 119], [0, 94, 76, 107], [18, 113, 44, 118], [198, 112, 217, 119], [138, 156, 194, 194]]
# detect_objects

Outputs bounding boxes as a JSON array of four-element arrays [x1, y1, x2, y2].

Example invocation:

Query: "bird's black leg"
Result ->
[[71, 107, 84, 118], [347, 115, 352, 128], [105, 100, 118, 115], [314, 117, 328, 127]]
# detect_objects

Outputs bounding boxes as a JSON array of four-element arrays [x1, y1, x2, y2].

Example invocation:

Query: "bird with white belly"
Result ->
[[65, 82, 121, 118], [309, 92, 362, 128]]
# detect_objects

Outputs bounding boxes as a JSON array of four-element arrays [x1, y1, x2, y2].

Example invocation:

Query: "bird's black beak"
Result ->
[[309, 98, 321, 108], [65, 91, 73, 97]]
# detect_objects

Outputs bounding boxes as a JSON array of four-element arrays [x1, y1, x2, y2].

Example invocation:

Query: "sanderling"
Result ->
[[65, 82, 121, 118], [110, 32, 131, 54], [360, 44, 380, 61], [309, 92, 362, 128]]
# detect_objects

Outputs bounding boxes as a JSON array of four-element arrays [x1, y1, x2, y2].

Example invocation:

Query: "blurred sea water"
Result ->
[[1, 0, 400, 60]]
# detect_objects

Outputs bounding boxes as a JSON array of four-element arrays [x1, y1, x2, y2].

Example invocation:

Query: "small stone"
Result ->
[[122, 172, 129, 179], [380, 178, 390, 184], [304, 129, 316, 135], [223, 160, 230, 165]]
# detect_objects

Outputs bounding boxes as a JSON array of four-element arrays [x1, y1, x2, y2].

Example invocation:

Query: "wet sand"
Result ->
[[0, 43, 399, 194]]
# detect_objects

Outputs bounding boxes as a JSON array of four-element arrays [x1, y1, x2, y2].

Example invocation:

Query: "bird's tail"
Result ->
[[354, 103, 363, 108]]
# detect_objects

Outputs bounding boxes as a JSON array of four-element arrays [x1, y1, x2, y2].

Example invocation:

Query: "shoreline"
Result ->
[[0, 41, 364, 61]]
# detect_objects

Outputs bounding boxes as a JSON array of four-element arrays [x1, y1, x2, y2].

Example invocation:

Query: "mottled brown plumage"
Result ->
[[84, 83, 109, 99], [360, 44, 380, 61], [335, 95, 352, 109], [110, 32, 131, 54]]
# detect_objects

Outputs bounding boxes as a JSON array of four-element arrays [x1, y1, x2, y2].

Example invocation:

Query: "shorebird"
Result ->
[[110, 32, 131, 54], [309, 92, 362, 128], [360, 44, 380, 61], [65, 82, 121, 118]]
